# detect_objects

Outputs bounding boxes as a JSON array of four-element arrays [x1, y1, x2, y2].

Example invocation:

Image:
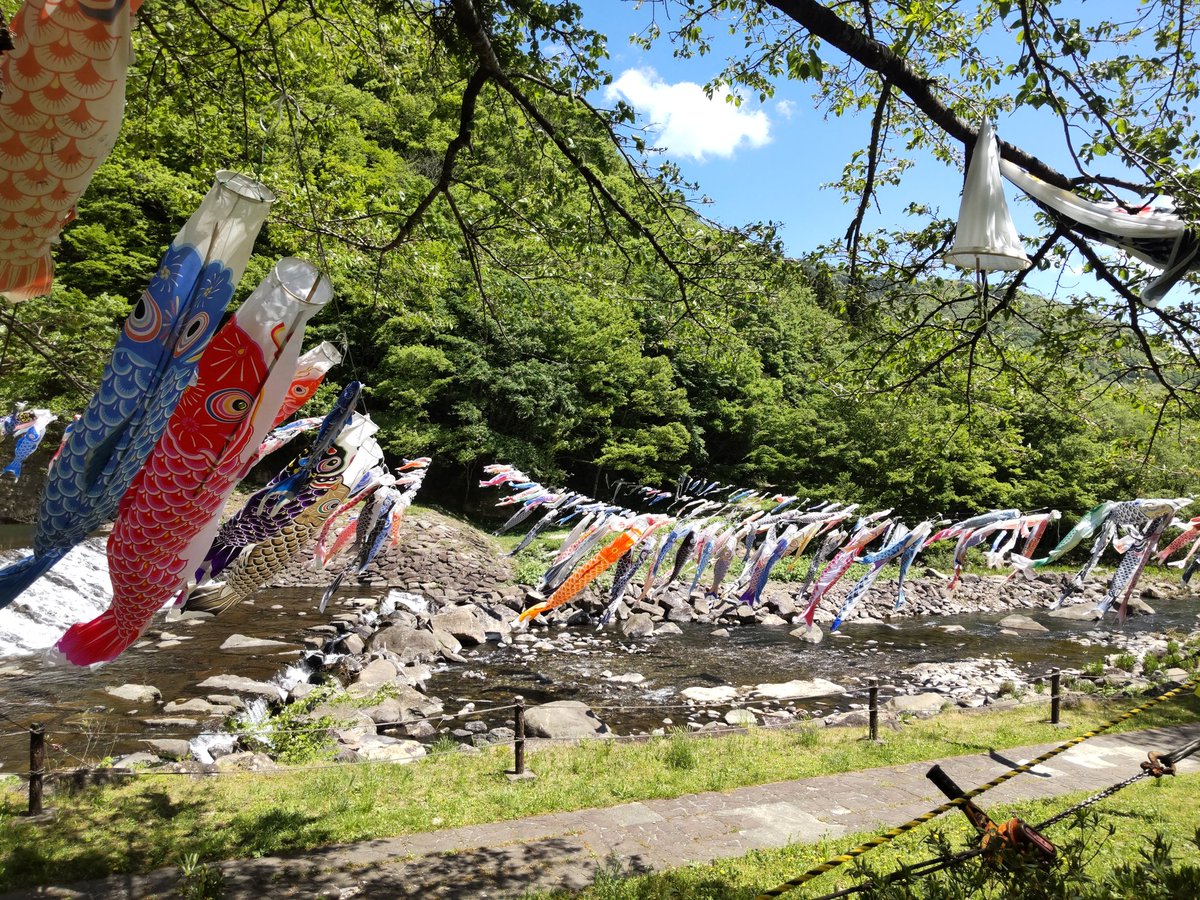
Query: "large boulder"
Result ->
[[196, 675, 285, 701], [681, 685, 738, 704], [355, 734, 427, 763], [105, 684, 161, 704], [524, 700, 610, 739], [141, 739, 191, 760], [432, 607, 488, 646], [997, 614, 1049, 633], [621, 613, 655, 639], [753, 678, 844, 700], [353, 657, 399, 690], [220, 634, 293, 650], [357, 685, 444, 726], [1048, 605, 1099, 621], [369, 624, 440, 663]]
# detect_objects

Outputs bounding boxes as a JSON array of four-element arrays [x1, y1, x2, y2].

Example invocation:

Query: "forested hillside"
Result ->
[[0, 0, 1196, 521]]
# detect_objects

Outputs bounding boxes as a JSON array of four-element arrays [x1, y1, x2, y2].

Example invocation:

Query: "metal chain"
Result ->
[[1033, 770, 1149, 831]]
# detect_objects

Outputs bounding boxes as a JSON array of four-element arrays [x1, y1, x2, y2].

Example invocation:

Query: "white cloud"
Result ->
[[776, 99, 796, 119], [605, 68, 771, 162]]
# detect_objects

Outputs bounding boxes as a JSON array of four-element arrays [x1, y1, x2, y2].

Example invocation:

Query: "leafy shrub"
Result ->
[[852, 812, 1200, 900], [1142, 653, 1162, 676], [1083, 659, 1105, 677], [1114, 653, 1137, 672], [231, 687, 342, 765]]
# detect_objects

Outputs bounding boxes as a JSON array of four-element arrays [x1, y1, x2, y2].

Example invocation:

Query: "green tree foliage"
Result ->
[[0, 0, 1195, 523]]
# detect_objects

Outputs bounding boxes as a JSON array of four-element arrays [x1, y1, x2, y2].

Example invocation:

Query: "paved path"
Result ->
[[10, 723, 1200, 899]]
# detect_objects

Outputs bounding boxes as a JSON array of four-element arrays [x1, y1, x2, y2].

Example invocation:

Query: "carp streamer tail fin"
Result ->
[[0, 459, 20, 480], [56, 610, 135, 666], [181, 583, 240, 616], [0, 551, 60, 609], [319, 571, 347, 614], [0, 254, 55, 303]]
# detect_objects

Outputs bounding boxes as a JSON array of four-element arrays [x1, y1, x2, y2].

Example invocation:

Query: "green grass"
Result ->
[[0, 693, 1197, 891], [526, 774, 1200, 898]]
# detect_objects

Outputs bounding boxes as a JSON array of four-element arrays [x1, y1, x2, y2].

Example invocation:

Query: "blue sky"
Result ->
[[577, 2, 1115, 298]]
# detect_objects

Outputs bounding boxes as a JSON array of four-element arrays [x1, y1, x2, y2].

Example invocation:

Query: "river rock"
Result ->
[[355, 735, 427, 763], [997, 614, 1048, 632], [433, 607, 487, 646], [353, 657, 399, 690], [937, 625, 967, 634], [406, 720, 437, 739], [197, 675, 286, 701], [524, 700, 610, 739], [214, 752, 277, 773], [622, 613, 655, 638], [604, 672, 646, 685], [357, 685, 443, 727], [397, 663, 433, 688], [753, 678, 844, 700], [342, 634, 365, 655], [220, 634, 292, 650], [141, 739, 191, 760], [1126, 596, 1155, 616], [711, 628, 730, 638], [825, 709, 899, 730], [759, 613, 788, 626], [790, 624, 824, 644], [655, 622, 683, 636], [1048, 604, 1100, 620], [161, 698, 234, 716], [724, 708, 756, 727], [680, 685, 738, 704], [666, 606, 694, 624], [369, 624, 440, 663], [112, 752, 161, 769], [888, 693, 947, 717], [106, 684, 161, 704]]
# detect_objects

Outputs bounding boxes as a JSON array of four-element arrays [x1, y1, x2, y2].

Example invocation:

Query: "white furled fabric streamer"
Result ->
[[945, 120, 1031, 273]]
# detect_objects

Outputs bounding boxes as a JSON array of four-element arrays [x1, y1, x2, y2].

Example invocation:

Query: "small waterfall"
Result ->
[[274, 659, 312, 693], [235, 697, 275, 749], [189, 732, 238, 764], [0, 537, 112, 656]]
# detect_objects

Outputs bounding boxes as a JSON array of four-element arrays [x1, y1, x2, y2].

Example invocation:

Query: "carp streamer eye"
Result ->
[[315, 448, 345, 474], [124, 294, 161, 342], [173, 312, 211, 358], [292, 383, 311, 396], [205, 388, 254, 423]]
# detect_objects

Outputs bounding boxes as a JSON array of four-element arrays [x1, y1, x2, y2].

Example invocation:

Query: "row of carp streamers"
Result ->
[[0, 170, 431, 667], [482, 465, 1196, 634]]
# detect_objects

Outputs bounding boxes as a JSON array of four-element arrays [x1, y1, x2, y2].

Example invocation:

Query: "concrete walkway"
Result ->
[[10, 723, 1200, 899]]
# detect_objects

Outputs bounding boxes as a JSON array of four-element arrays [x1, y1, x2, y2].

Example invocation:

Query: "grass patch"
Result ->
[[1, 694, 1197, 891], [526, 773, 1200, 898]]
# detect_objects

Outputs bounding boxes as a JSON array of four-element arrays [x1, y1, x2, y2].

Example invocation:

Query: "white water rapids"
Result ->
[[0, 537, 112, 655]]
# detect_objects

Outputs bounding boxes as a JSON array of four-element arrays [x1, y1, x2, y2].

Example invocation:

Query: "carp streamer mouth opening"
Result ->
[[214, 170, 277, 205], [272, 259, 331, 307]]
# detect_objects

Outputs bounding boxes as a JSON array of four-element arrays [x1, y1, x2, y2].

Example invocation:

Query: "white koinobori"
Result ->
[[999, 157, 1199, 306], [945, 120, 1031, 273]]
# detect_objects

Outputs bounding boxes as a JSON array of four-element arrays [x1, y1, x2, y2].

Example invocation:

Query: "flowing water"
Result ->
[[0, 528, 1195, 769], [434, 598, 1200, 733]]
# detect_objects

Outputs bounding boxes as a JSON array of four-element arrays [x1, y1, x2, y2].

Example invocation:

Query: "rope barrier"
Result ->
[[805, 732, 1200, 900], [754, 671, 1200, 898]]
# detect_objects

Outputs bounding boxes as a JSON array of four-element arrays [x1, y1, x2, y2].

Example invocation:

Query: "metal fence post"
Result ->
[[1050, 669, 1061, 725], [868, 677, 879, 742], [27, 724, 44, 816], [513, 695, 526, 775]]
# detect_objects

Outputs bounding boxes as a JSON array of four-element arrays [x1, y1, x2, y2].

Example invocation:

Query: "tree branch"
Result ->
[[766, 0, 1073, 187]]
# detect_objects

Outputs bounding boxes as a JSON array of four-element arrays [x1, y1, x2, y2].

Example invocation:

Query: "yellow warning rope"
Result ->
[[755, 674, 1199, 898]]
